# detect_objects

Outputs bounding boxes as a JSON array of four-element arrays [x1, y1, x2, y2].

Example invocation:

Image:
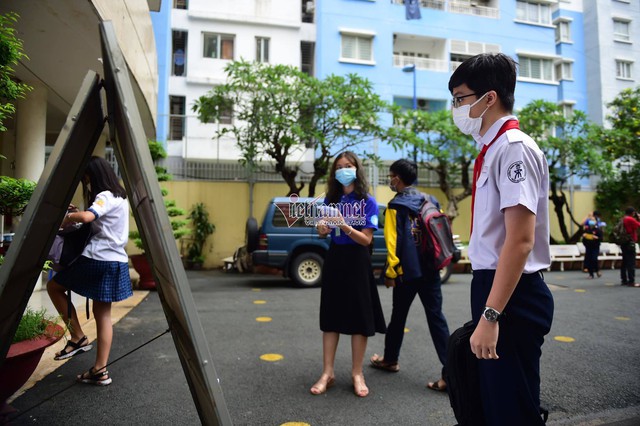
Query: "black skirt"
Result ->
[[320, 243, 386, 336]]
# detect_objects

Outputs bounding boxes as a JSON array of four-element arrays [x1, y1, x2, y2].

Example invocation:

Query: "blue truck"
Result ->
[[246, 197, 457, 287]]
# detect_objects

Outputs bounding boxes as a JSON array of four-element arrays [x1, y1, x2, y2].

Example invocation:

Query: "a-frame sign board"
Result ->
[[0, 22, 231, 426]]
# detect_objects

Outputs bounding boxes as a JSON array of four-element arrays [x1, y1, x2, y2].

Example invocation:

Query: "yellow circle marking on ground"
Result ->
[[615, 316, 630, 321], [605, 283, 615, 287], [554, 336, 575, 343], [404, 327, 410, 333], [252, 288, 262, 292], [281, 423, 311, 426], [260, 353, 284, 362], [256, 316, 272, 322], [574, 289, 586, 293], [253, 300, 267, 304]]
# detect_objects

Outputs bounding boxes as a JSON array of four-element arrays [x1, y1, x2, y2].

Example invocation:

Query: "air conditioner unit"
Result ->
[[417, 99, 428, 108]]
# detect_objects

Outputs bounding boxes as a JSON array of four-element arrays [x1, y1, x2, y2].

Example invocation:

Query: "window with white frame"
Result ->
[[340, 31, 374, 63], [518, 55, 555, 83], [256, 37, 270, 63], [616, 60, 633, 80], [559, 102, 575, 118], [203, 33, 235, 60], [169, 96, 186, 141], [613, 19, 631, 42], [555, 60, 573, 81], [516, 1, 552, 26], [555, 19, 572, 43]]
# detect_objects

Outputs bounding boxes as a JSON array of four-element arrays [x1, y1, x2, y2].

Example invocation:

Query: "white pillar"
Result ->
[[15, 82, 47, 291], [15, 82, 47, 181]]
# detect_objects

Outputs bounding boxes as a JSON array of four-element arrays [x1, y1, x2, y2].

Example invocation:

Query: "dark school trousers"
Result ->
[[383, 269, 450, 371], [620, 243, 636, 285], [471, 270, 554, 426]]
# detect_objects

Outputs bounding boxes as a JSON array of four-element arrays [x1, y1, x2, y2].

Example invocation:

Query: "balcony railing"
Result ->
[[449, 1, 499, 19], [394, 54, 448, 72], [392, 0, 498, 19]]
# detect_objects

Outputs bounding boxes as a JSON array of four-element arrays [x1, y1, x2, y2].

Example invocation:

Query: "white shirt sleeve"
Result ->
[[496, 131, 543, 214], [87, 191, 114, 218]]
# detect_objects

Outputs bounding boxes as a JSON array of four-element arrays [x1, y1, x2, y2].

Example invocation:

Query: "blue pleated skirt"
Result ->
[[53, 256, 133, 303]]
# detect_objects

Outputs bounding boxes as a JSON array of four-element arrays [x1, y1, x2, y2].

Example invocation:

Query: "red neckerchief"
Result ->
[[470, 119, 520, 235]]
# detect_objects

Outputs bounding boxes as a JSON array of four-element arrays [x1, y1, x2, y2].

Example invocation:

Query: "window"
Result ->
[[173, 0, 187, 9], [340, 32, 374, 63], [616, 60, 633, 80], [518, 55, 554, 83], [559, 102, 574, 118], [169, 96, 186, 141], [256, 37, 270, 63], [555, 60, 573, 81], [516, 1, 551, 26], [613, 19, 631, 42], [172, 31, 187, 76], [301, 41, 315, 76], [203, 33, 234, 60], [301, 0, 314, 23], [555, 19, 572, 43]]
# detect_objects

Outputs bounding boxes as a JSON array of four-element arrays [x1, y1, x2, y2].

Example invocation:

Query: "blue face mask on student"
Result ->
[[335, 168, 357, 186]]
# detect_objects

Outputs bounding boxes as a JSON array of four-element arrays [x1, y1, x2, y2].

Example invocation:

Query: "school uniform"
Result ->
[[469, 116, 554, 425], [54, 191, 132, 303]]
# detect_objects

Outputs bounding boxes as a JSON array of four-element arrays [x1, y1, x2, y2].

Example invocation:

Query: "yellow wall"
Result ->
[[127, 181, 596, 268]]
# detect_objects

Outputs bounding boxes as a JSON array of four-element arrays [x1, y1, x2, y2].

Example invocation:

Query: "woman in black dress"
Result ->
[[310, 151, 386, 397]]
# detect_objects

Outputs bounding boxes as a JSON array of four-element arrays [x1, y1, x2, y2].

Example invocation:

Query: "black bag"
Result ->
[[444, 321, 486, 426], [58, 223, 93, 268]]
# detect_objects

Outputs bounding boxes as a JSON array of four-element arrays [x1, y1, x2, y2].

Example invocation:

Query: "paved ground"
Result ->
[[5, 268, 640, 425]]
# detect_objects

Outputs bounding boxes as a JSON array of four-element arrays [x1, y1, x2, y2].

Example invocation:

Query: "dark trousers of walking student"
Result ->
[[583, 243, 600, 278], [471, 270, 554, 426], [383, 268, 449, 371], [620, 243, 636, 285]]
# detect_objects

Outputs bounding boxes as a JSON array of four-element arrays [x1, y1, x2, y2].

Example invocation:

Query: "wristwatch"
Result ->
[[482, 306, 502, 323]]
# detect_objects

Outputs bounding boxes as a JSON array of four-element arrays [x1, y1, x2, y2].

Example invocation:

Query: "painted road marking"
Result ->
[[252, 288, 262, 292], [253, 300, 267, 304], [574, 289, 586, 293], [404, 327, 410, 333], [260, 353, 283, 362], [554, 336, 575, 342], [256, 316, 272, 322], [281, 423, 310, 426], [615, 316, 630, 321]]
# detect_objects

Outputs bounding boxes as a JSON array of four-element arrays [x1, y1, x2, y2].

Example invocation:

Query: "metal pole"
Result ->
[[411, 67, 417, 163]]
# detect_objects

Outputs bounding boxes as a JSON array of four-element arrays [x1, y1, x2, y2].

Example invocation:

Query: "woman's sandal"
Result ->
[[77, 367, 112, 386], [310, 374, 335, 395], [369, 354, 400, 372], [426, 378, 447, 392], [352, 374, 369, 398], [54, 336, 93, 360]]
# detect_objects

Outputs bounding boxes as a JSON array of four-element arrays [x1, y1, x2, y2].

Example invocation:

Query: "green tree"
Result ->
[[518, 100, 611, 242], [385, 107, 475, 220], [0, 12, 31, 133], [193, 60, 310, 195], [594, 86, 640, 226], [303, 73, 388, 196], [193, 61, 388, 196]]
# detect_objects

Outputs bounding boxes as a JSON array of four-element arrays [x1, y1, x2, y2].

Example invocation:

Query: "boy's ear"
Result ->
[[486, 90, 499, 107]]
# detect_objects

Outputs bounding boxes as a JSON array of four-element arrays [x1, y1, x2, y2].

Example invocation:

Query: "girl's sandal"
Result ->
[[310, 374, 335, 395], [352, 374, 369, 398], [77, 367, 112, 386], [54, 335, 93, 360]]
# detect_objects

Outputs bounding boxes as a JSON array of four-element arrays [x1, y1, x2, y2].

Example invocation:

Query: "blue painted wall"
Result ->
[[150, 1, 171, 145], [317, 0, 586, 160]]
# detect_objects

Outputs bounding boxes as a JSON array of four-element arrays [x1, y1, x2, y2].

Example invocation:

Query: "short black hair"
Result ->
[[389, 159, 417, 186], [625, 206, 636, 215], [448, 53, 517, 112]]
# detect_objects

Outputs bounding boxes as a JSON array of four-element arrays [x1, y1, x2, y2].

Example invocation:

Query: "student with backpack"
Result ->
[[369, 159, 451, 392], [447, 53, 554, 425], [618, 207, 640, 287], [581, 211, 604, 279]]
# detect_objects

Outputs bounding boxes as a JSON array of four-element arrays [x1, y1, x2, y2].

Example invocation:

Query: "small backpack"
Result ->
[[417, 194, 458, 270], [611, 218, 632, 246]]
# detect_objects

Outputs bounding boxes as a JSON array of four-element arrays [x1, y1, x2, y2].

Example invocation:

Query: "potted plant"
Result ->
[[129, 140, 189, 289], [0, 307, 63, 416], [184, 202, 215, 270], [0, 177, 36, 254]]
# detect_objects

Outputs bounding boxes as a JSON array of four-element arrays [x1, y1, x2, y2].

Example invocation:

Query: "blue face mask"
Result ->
[[335, 168, 357, 186]]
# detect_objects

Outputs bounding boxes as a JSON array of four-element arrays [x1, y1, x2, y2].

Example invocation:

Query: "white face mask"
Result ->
[[452, 93, 489, 136]]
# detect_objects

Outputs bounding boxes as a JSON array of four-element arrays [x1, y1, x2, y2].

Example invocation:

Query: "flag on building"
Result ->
[[405, 0, 422, 20]]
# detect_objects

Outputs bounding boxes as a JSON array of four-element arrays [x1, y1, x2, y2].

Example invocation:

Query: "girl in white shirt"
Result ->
[[47, 156, 132, 386]]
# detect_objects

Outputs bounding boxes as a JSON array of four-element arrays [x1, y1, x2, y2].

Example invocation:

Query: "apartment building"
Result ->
[[583, 0, 639, 125], [316, 0, 590, 161], [160, 0, 316, 166]]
